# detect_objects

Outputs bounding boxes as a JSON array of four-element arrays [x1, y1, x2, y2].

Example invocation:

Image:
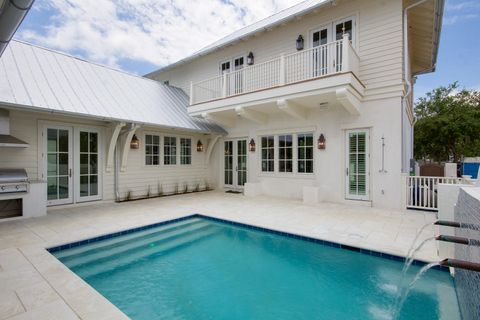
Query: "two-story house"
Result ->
[[146, 0, 443, 209], [0, 0, 443, 220]]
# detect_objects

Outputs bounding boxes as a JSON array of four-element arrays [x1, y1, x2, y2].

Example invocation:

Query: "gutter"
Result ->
[[0, 0, 35, 57]]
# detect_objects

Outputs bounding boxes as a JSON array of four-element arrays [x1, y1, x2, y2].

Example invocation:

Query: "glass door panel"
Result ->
[[345, 129, 369, 200], [77, 129, 101, 202], [46, 127, 72, 205], [311, 26, 330, 76], [224, 141, 233, 186], [237, 140, 247, 187]]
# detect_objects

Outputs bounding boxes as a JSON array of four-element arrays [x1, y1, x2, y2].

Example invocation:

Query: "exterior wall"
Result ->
[[0, 107, 218, 206], [214, 96, 404, 209], [150, 0, 405, 102]]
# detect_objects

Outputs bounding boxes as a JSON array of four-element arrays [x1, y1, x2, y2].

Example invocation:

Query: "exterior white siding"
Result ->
[[150, 0, 405, 101], [0, 108, 219, 204]]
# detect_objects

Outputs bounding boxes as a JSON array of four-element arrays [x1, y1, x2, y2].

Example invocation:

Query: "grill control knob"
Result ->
[[0, 186, 4, 191], [16, 185, 20, 190]]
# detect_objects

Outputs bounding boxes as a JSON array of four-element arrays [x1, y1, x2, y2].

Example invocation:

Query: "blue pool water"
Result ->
[[51, 216, 461, 320]]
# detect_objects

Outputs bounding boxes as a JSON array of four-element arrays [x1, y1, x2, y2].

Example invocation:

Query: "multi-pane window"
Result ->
[[180, 138, 191, 165], [279, 135, 293, 173], [79, 131, 99, 197], [298, 133, 314, 173], [261, 136, 275, 172], [145, 134, 160, 165], [164, 136, 177, 165]]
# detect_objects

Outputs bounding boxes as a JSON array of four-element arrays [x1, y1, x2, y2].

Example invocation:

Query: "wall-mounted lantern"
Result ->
[[296, 35, 304, 51], [248, 138, 256, 152], [247, 52, 254, 66], [317, 134, 326, 150], [130, 134, 140, 149], [196, 140, 204, 152]]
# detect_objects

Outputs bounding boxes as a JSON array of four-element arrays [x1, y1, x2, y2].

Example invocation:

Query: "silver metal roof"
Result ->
[[146, 0, 332, 77], [0, 40, 226, 134]]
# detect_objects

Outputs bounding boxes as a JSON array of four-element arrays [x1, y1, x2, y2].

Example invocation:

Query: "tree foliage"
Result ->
[[414, 82, 480, 162]]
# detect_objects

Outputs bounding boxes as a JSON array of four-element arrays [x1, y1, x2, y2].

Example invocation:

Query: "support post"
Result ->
[[342, 33, 350, 72], [222, 74, 228, 98]]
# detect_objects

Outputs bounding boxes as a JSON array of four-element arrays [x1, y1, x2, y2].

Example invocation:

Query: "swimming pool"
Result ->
[[49, 215, 460, 320]]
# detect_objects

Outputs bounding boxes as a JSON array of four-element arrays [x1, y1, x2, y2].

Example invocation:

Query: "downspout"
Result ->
[[0, 0, 35, 56], [402, 0, 429, 172]]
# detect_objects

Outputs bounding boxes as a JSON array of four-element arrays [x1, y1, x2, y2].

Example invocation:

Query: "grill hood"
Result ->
[[0, 109, 29, 148]]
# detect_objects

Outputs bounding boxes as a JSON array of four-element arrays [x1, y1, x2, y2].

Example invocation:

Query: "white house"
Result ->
[[0, 0, 444, 220]]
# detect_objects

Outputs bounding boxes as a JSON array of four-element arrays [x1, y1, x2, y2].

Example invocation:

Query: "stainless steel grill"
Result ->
[[0, 169, 29, 194]]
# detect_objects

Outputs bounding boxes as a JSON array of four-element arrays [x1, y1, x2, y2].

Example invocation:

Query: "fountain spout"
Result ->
[[439, 259, 480, 272], [433, 220, 480, 230], [435, 235, 480, 246]]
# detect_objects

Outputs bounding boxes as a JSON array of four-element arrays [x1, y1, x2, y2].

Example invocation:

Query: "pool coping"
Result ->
[[47, 213, 449, 272]]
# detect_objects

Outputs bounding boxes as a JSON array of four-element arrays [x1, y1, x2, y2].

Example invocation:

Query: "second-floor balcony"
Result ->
[[190, 34, 362, 110]]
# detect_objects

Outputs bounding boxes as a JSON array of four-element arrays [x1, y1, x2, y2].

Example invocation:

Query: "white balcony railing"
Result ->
[[190, 34, 359, 105]]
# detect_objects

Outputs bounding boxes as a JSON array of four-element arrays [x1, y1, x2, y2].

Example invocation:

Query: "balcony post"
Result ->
[[342, 33, 350, 72], [279, 54, 286, 86], [222, 73, 228, 98], [190, 81, 194, 105]]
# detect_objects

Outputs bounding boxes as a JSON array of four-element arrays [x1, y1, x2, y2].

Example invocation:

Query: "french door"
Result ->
[[345, 129, 369, 201], [311, 25, 331, 76], [46, 126, 73, 206], [44, 125, 102, 206], [224, 139, 247, 190]]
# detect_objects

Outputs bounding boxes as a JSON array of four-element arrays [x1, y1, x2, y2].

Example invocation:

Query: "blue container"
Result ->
[[462, 162, 479, 179]]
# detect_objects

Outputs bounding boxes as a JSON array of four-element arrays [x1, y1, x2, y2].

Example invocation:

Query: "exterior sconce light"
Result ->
[[317, 134, 326, 150], [196, 140, 204, 152], [247, 52, 254, 65], [248, 138, 256, 152], [130, 134, 140, 149], [296, 35, 304, 51]]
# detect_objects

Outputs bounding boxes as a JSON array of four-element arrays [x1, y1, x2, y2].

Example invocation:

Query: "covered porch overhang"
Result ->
[[191, 72, 364, 127]]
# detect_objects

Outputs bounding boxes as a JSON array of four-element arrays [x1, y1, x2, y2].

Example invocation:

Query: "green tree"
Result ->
[[414, 82, 480, 162]]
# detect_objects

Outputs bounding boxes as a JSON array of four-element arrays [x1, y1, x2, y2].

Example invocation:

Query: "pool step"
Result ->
[[55, 218, 204, 260], [75, 227, 220, 279], [63, 222, 213, 268]]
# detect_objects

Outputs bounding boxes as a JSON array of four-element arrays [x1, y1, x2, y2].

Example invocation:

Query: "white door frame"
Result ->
[[43, 125, 73, 206], [224, 138, 248, 190], [74, 127, 103, 203], [345, 128, 370, 201]]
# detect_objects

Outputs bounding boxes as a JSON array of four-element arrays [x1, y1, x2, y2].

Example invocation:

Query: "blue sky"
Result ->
[[16, 0, 480, 100]]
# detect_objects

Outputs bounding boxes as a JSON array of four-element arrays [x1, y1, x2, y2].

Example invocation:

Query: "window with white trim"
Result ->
[[279, 134, 293, 173], [298, 133, 314, 173], [145, 134, 160, 166], [261, 136, 274, 172], [164, 136, 177, 165], [180, 138, 191, 165]]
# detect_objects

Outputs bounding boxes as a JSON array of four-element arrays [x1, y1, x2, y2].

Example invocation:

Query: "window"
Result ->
[[220, 61, 231, 75], [261, 136, 275, 172], [180, 138, 191, 165], [164, 136, 177, 165], [298, 134, 313, 173], [279, 135, 293, 173], [145, 134, 160, 165]]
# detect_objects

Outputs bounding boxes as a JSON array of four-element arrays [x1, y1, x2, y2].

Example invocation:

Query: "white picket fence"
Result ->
[[405, 176, 465, 211], [190, 34, 358, 105]]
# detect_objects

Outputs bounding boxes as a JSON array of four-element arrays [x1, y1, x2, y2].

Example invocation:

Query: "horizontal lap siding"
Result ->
[[151, 0, 404, 102], [0, 108, 215, 203]]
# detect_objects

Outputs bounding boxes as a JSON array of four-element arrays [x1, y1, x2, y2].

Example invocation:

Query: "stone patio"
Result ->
[[0, 192, 440, 319]]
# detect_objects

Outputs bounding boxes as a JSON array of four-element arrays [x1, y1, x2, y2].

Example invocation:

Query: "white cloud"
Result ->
[[446, 1, 480, 11], [18, 0, 304, 73], [443, 13, 478, 25]]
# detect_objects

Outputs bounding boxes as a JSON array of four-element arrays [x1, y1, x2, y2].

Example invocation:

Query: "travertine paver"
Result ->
[[0, 192, 440, 319]]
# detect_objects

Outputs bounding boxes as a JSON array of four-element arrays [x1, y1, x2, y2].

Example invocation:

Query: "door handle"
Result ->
[[69, 169, 72, 178], [345, 167, 349, 176]]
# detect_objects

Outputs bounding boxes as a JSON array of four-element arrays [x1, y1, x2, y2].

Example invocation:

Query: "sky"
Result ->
[[15, 0, 480, 100]]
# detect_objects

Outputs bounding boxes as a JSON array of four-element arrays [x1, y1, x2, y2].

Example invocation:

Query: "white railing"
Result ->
[[406, 176, 466, 211], [190, 33, 359, 105]]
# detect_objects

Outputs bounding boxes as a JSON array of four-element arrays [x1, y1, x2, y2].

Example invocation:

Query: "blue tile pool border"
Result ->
[[46, 213, 449, 272]]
